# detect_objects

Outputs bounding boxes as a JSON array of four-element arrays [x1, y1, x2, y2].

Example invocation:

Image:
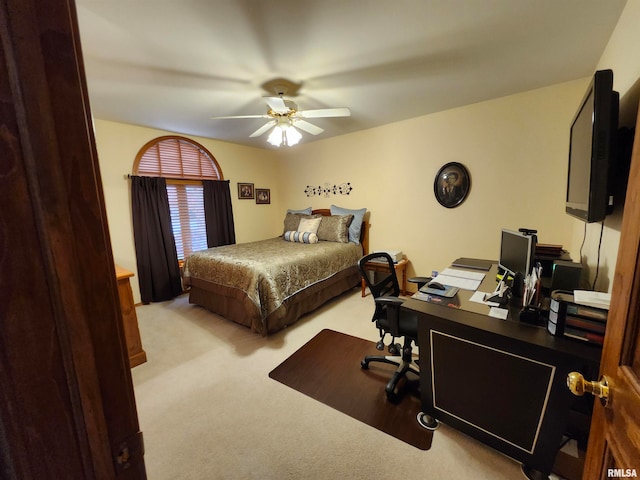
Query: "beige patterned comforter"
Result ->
[[182, 237, 363, 321]]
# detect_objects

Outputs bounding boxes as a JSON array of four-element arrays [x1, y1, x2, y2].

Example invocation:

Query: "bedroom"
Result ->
[[88, 2, 640, 474], [3, 0, 640, 478], [88, 1, 640, 306]]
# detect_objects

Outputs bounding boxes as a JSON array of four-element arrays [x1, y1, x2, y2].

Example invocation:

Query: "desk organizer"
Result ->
[[519, 306, 541, 325]]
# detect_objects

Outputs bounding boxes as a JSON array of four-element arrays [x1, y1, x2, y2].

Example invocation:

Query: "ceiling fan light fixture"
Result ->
[[267, 126, 284, 147], [285, 126, 302, 146], [267, 122, 302, 147], [212, 78, 349, 147]]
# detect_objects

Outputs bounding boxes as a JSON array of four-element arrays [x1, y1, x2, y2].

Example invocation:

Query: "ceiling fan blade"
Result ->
[[293, 119, 324, 135], [297, 107, 351, 118], [263, 96, 288, 113], [249, 120, 276, 138], [211, 114, 270, 120]]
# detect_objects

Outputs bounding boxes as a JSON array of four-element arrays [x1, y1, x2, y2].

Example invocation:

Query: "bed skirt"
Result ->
[[188, 265, 361, 335]]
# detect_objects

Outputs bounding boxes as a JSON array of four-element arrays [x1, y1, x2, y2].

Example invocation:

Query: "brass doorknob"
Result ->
[[567, 372, 610, 407]]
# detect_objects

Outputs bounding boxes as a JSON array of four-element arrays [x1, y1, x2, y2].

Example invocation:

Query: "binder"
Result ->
[[565, 315, 606, 334], [563, 326, 605, 345], [548, 290, 607, 345], [451, 257, 493, 271]]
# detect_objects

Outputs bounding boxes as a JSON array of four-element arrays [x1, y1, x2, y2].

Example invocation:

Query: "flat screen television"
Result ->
[[566, 69, 619, 223], [498, 229, 535, 277]]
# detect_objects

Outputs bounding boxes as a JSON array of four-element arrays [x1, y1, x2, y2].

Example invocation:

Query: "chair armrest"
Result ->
[[408, 276, 432, 290], [374, 296, 404, 337], [374, 296, 405, 308]]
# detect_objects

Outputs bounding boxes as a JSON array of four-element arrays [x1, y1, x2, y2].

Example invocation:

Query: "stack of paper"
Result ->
[[434, 268, 485, 291], [522, 266, 542, 308], [573, 290, 611, 310]]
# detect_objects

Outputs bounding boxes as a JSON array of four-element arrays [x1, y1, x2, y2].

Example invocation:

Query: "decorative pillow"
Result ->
[[297, 216, 322, 234], [330, 205, 367, 244], [283, 231, 319, 244], [282, 212, 320, 234], [316, 214, 353, 243], [287, 207, 313, 215]]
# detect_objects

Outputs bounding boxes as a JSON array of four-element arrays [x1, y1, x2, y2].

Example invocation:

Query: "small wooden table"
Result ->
[[361, 257, 409, 297], [115, 266, 147, 368]]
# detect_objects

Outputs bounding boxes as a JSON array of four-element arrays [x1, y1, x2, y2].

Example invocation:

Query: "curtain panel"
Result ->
[[203, 180, 236, 247], [131, 176, 183, 303]]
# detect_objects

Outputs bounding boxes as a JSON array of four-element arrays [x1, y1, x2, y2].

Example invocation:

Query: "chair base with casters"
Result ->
[[358, 252, 428, 404], [361, 335, 420, 403]]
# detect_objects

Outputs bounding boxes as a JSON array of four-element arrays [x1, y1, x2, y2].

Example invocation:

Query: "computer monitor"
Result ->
[[498, 229, 535, 277]]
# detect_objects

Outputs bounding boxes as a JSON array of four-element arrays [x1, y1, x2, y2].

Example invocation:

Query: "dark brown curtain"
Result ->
[[131, 176, 182, 303], [203, 180, 236, 247]]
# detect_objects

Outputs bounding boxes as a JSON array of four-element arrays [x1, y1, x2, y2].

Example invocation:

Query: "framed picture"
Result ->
[[255, 188, 271, 205], [434, 162, 471, 208], [238, 182, 254, 199]]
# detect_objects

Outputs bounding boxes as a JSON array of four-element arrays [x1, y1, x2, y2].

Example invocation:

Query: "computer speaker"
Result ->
[[551, 260, 583, 292]]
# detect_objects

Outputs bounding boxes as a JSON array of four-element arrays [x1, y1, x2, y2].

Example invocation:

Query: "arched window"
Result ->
[[133, 136, 223, 260], [134, 135, 221, 179]]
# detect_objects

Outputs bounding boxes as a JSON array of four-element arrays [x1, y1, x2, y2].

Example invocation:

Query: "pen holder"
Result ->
[[519, 306, 540, 325]]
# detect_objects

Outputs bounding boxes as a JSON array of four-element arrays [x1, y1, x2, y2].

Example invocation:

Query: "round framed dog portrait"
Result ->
[[434, 162, 471, 208]]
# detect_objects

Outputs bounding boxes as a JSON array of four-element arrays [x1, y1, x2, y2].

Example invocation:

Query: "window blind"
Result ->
[[137, 137, 220, 179], [134, 136, 222, 261], [166, 182, 208, 260]]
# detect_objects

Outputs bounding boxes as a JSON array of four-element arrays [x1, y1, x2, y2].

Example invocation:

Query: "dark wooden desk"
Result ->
[[402, 264, 601, 478]]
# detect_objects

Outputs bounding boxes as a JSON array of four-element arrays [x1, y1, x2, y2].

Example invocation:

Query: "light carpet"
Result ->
[[132, 289, 528, 479]]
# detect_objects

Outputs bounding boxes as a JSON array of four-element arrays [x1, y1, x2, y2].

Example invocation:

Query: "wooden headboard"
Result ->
[[312, 208, 369, 255]]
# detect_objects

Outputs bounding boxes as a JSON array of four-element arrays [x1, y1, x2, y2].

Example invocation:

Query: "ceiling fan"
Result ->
[[211, 78, 351, 146]]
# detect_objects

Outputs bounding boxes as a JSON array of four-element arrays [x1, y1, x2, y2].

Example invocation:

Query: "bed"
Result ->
[[182, 208, 369, 335]]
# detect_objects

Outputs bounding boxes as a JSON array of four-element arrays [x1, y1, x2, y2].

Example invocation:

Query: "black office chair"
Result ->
[[359, 252, 427, 402]]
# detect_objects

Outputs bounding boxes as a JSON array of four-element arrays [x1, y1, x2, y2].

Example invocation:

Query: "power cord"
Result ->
[[579, 221, 587, 264], [591, 220, 605, 290], [578, 219, 605, 291]]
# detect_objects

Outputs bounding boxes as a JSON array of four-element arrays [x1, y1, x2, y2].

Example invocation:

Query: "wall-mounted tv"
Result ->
[[566, 69, 619, 223]]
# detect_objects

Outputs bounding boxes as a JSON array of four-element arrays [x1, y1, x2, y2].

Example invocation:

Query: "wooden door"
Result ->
[[0, 0, 145, 478], [581, 104, 640, 478]]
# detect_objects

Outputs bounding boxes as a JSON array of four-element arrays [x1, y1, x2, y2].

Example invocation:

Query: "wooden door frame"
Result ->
[[582, 102, 640, 477], [0, 0, 145, 477]]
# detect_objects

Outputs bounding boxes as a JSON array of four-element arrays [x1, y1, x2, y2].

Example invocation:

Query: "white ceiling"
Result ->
[[76, 0, 627, 150]]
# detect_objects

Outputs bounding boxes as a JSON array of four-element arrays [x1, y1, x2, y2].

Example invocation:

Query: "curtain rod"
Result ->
[[125, 174, 229, 182]]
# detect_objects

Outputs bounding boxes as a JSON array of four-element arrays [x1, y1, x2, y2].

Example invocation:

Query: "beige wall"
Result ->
[[96, 0, 640, 301], [276, 81, 587, 283]]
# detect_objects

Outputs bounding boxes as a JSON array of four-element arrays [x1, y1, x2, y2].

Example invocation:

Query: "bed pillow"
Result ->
[[282, 212, 320, 234], [287, 207, 313, 215], [283, 231, 319, 244], [297, 216, 322, 234], [330, 205, 367, 244], [316, 214, 353, 243]]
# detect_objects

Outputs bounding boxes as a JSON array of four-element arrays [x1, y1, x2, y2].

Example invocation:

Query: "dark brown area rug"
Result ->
[[269, 328, 433, 450]]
